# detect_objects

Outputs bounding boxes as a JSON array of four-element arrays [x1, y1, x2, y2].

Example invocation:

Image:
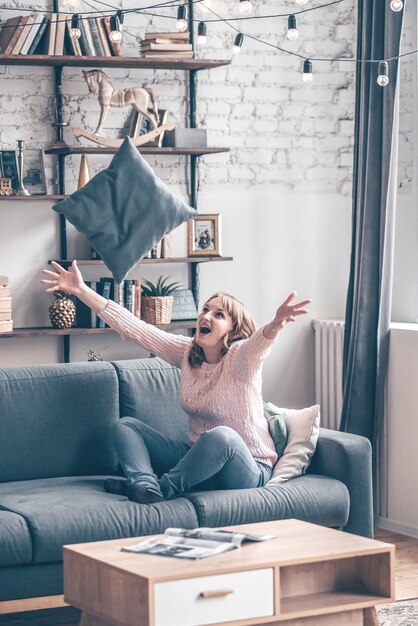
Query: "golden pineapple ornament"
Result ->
[[49, 291, 76, 329]]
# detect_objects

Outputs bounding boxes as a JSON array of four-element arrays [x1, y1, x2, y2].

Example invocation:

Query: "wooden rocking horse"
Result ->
[[73, 70, 174, 148]]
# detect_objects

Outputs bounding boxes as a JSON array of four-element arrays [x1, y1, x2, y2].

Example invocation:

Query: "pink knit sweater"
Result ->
[[100, 300, 278, 467]]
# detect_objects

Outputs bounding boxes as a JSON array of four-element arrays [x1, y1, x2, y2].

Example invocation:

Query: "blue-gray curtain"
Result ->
[[340, 1, 405, 445]]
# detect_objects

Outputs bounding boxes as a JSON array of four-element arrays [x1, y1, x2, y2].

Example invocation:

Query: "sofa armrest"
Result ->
[[308, 427, 373, 538]]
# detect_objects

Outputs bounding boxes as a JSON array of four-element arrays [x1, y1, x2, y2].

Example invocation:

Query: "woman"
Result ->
[[41, 261, 311, 504]]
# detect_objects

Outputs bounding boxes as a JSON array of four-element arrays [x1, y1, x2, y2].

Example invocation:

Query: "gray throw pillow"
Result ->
[[53, 137, 197, 283], [264, 402, 288, 459]]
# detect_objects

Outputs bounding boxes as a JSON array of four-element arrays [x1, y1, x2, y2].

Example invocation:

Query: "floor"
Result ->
[[1, 528, 417, 626]]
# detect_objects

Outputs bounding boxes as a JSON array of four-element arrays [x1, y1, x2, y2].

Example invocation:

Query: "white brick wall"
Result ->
[[0, 0, 413, 195]]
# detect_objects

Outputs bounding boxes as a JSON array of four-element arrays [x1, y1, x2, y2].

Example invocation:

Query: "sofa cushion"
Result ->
[[0, 476, 199, 564], [0, 362, 120, 482], [112, 357, 190, 442], [185, 474, 350, 529], [0, 511, 32, 566]]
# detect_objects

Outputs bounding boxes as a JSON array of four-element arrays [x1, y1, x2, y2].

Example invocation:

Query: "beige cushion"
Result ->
[[266, 403, 320, 485]]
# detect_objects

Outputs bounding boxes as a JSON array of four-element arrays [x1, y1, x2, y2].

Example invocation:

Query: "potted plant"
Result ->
[[141, 275, 181, 325]]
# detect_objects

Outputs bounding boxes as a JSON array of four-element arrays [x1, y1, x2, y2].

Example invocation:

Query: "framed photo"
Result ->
[[0, 150, 19, 191], [129, 108, 169, 148], [188, 214, 222, 257], [22, 149, 47, 195]]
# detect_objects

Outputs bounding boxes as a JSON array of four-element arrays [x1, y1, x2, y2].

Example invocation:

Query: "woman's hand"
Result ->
[[263, 291, 311, 339], [41, 260, 84, 297]]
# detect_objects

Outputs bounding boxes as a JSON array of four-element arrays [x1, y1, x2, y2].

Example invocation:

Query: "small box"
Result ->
[[163, 128, 207, 148]]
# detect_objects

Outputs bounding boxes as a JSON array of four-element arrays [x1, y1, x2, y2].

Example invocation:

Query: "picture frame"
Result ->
[[129, 108, 169, 148], [22, 149, 47, 195], [0, 150, 19, 192], [187, 214, 222, 257]]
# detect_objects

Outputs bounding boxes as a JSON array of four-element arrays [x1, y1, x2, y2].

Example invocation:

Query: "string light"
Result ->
[[239, 0, 253, 14], [233, 32, 244, 54], [197, 21, 207, 44], [109, 14, 122, 42], [377, 61, 389, 86], [295, 0, 308, 5], [176, 5, 188, 32], [116, 9, 124, 32], [70, 14, 81, 40], [389, 0, 403, 11], [302, 58, 313, 82], [287, 15, 299, 40]]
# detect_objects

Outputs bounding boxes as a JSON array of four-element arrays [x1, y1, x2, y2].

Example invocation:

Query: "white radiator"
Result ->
[[312, 320, 345, 430]]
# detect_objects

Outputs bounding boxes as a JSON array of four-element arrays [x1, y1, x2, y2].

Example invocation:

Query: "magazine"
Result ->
[[121, 527, 275, 560]]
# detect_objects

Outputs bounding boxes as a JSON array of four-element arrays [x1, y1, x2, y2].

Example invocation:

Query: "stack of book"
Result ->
[[0, 13, 121, 56], [0, 276, 12, 334], [75, 278, 141, 329], [140, 31, 192, 59]]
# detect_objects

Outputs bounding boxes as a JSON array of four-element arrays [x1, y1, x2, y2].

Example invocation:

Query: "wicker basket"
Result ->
[[141, 296, 174, 325]]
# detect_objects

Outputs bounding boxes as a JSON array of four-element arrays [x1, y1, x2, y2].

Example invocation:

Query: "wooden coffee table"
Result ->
[[64, 519, 394, 626]]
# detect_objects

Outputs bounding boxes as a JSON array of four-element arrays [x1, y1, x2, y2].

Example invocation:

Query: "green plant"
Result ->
[[141, 275, 182, 297]]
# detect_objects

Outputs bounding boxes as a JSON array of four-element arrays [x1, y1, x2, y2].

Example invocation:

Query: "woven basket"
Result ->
[[141, 296, 174, 325]]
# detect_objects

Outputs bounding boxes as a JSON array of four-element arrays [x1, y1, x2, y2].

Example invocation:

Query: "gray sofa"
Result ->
[[0, 357, 373, 604]]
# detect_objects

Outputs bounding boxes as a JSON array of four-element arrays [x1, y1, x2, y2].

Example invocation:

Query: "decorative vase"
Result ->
[[78, 155, 90, 188]]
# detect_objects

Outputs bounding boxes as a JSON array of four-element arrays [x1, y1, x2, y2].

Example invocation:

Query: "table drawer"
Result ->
[[153, 567, 274, 626]]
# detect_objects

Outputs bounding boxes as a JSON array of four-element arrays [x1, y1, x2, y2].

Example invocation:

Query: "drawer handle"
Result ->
[[199, 588, 234, 599]]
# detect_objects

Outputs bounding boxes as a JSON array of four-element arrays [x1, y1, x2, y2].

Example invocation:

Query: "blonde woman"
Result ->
[[42, 261, 311, 504]]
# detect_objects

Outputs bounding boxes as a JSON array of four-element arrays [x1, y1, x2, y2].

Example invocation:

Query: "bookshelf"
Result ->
[[0, 0, 232, 363]]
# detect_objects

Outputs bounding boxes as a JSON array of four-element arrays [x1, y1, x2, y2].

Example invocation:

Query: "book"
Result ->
[[0, 297, 12, 312], [76, 18, 89, 56], [47, 13, 57, 56], [140, 43, 192, 51], [122, 527, 275, 560], [3, 16, 28, 55], [102, 16, 121, 57], [90, 281, 97, 328], [142, 51, 194, 58], [80, 17, 96, 56], [0, 311, 12, 321], [54, 13, 66, 55], [96, 278, 112, 328], [0, 320, 13, 333], [144, 31, 190, 40], [112, 280, 124, 307], [27, 16, 49, 55], [75, 281, 92, 327], [142, 37, 190, 45], [124, 280, 134, 314], [11, 15, 34, 55], [20, 14, 42, 55], [96, 17, 112, 57], [64, 15, 82, 56], [88, 17, 104, 57], [0, 16, 22, 54], [134, 279, 141, 318], [0, 276, 9, 286]]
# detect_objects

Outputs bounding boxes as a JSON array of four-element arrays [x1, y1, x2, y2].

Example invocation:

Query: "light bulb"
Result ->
[[377, 61, 389, 86], [390, 0, 403, 11], [295, 0, 308, 5], [302, 59, 313, 82], [239, 0, 252, 14], [197, 22, 207, 45], [176, 5, 188, 32], [70, 14, 81, 40], [233, 32, 244, 54], [109, 14, 122, 43], [287, 15, 299, 41]]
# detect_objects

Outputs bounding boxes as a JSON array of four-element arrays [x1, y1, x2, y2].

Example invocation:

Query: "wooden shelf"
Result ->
[[280, 590, 391, 618], [0, 195, 66, 201], [0, 320, 196, 338], [45, 146, 229, 156], [0, 54, 230, 72], [50, 257, 233, 265]]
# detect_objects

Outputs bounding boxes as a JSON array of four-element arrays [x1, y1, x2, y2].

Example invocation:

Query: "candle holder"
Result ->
[[15, 140, 31, 196], [47, 85, 75, 148]]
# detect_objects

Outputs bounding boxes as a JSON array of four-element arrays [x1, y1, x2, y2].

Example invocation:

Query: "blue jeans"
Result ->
[[111, 417, 272, 500]]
